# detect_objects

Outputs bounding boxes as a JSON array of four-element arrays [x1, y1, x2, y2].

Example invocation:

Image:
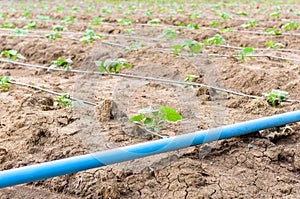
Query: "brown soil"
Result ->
[[0, 1, 300, 198]]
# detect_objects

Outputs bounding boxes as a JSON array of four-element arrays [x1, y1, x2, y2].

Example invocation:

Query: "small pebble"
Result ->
[[248, 143, 253, 149]]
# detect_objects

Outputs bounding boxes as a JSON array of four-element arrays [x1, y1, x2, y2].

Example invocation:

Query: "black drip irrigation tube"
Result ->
[[1, 59, 300, 104], [2, 16, 300, 37], [8, 80, 97, 106]]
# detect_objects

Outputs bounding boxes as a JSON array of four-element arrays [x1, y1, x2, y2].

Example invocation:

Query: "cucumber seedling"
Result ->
[[0, 50, 25, 60], [203, 34, 226, 45], [60, 16, 77, 24], [236, 11, 249, 16], [37, 15, 51, 21], [124, 27, 135, 35], [53, 25, 67, 32], [184, 75, 199, 87], [263, 89, 288, 107], [209, 20, 220, 27], [95, 58, 132, 73], [171, 39, 202, 56], [269, 11, 280, 18], [129, 106, 182, 138], [49, 58, 72, 71], [282, 21, 299, 31], [184, 75, 199, 82], [147, 18, 161, 25], [11, 28, 28, 35], [71, 6, 79, 13], [1, 22, 15, 29], [187, 22, 199, 30], [90, 17, 104, 25], [54, 6, 64, 12], [54, 93, 73, 108], [265, 41, 285, 49], [160, 28, 177, 40], [45, 33, 62, 40], [23, 20, 37, 29], [80, 27, 103, 44], [125, 40, 146, 51], [264, 28, 281, 35], [0, 76, 10, 92], [116, 19, 132, 25], [102, 7, 113, 14], [235, 47, 254, 62], [0, 13, 8, 20], [220, 12, 232, 20], [241, 19, 257, 29]]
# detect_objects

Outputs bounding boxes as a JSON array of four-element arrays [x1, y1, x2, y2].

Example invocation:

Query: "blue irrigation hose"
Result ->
[[0, 110, 300, 188]]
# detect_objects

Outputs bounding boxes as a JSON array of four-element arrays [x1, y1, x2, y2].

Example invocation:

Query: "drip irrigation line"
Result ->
[[1, 28, 300, 55], [102, 41, 128, 48], [0, 28, 182, 43], [8, 79, 97, 106], [1, 59, 300, 103], [2, 16, 300, 37], [2, 10, 299, 27], [207, 44, 300, 53], [2, 27, 300, 54], [0, 32, 80, 41], [100, 40, 300, 64], [153, 49, 300, 64]]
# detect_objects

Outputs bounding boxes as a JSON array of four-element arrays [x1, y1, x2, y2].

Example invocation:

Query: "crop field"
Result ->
[[0, 0, 300, 198]]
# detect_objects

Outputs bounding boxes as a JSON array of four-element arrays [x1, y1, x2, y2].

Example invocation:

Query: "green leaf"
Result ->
[[91, 17, 104, 25], [144, 117, 153, 127], [128, 114, 144, 122], [209, 20, 220, 27], [184, 39, 202, 54], [264, 28, 281, 35], [147, 18, 161, 25], [236, 11, 249, 16], [159, 106, 182, 122], [243, 47, 254, 54], [203, 34, 226, 45], [271, 89, 288, 101], [38, 15, 51, 21], [171, 44, 184, 55]]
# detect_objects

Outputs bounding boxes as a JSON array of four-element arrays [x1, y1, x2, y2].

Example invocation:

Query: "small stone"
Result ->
[[248, 143, 253, 149]]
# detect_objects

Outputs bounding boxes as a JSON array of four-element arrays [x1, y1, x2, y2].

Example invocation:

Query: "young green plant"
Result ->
[[54, 93, 73, 108], [80, 27, 103, 44], [90, 17, 104, 25], [53, 25, 67, 32], [125, 40, 146, 51], [49, 58, 72, 70], [45, 33, 62, 40], [147, 18, 161, 25], [2, 22, 15, 28], [0, 50, 25, 60], [282, 21, 299, 31], [160, 28, 177, 40], [264, 28, 281, 35], [95, 58, 131, 73], [235, 47, 254, 62], [241, 19, 257, 29], [171, 39, 202, 56], [23, 20, 37, 29], [265, 41, 285, 49], [0, 76, 10, 92], [129, 106, 182, 138], [203, 34, 226, 45], [263, 89, 288, 107]]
